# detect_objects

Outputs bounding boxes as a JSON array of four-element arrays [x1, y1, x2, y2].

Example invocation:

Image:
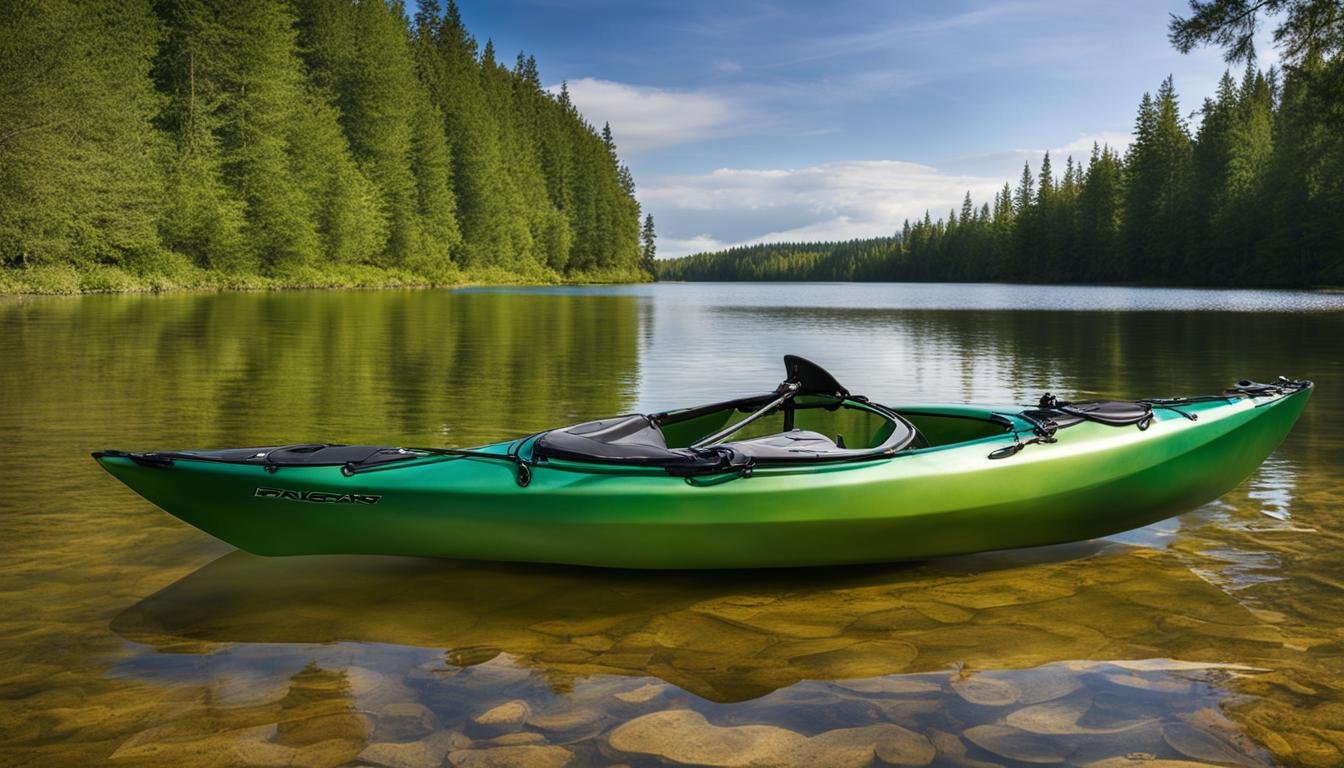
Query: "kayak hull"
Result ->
[[94, 385, 1311, 569]]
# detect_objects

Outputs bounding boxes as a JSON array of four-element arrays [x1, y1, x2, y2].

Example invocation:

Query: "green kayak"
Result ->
[[94, 356, 1311, 569]]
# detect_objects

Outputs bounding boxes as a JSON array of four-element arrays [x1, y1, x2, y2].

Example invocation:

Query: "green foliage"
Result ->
[[0, 0, 165, 269], [1169, 0, 1344, 66], [663, 66, 1341, 288], [1124, 77, 1194, 281], [0, 0, 645, 291]]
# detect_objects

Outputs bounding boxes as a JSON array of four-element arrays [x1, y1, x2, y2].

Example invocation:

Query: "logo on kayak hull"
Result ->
[[254, 486, 381, 505]]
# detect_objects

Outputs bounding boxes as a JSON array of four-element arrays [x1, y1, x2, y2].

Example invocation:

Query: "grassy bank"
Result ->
[[0, 263, 650, 296]]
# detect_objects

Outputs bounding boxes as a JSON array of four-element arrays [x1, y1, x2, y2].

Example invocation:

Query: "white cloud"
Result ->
[[1045, 130, 1134, 158], [551, 78, 748, 153], [660, 234, 730, 258], [646, 160, 1005, 257], [737, 217, 897, 246]]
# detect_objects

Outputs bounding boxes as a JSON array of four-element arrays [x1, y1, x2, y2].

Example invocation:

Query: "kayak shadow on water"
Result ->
[[110, 539, 1292, 703]]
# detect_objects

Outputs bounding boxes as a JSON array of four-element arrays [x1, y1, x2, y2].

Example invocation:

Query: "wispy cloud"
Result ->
[[551, 78, 752, 153], [776, 2, 1045, 67], [940, 131, 1137, 179], [645, 160, 1005, 257]]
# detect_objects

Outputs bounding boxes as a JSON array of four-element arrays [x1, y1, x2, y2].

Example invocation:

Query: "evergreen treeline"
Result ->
[[0, 0, 649, 292], [663, 5, 1344, 288]]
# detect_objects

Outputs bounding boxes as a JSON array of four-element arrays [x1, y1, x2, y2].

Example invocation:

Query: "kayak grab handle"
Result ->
[[988, 443, 1025, 460], [988, 433, 1053, 460]]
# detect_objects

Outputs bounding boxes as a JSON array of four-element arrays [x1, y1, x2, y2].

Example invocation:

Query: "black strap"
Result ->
[[342, 435, 542, 488]]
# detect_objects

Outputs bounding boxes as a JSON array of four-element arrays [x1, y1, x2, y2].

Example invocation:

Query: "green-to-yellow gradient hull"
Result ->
[[94, 384, 1310, 569]]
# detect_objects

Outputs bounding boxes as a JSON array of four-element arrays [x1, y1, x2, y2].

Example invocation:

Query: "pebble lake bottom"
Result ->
[[2, 282, 1342, 766]]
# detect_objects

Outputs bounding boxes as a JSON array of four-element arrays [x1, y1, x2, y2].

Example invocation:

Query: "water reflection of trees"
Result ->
[[705, 306, 1337, 402], [0, 290, 641, 449]]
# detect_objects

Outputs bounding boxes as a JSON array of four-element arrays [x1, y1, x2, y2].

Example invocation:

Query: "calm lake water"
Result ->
[[2, 282, 1342, 767]]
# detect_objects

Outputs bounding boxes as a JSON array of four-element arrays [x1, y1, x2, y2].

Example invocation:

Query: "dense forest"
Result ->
[[662, 2, 1344, 287], [0, 0, 652, 293]]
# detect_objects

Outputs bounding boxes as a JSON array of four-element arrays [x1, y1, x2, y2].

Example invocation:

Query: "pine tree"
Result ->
[[154, 9, 248, 271], [226, 1, 326, 271], [1014, 161, 1035, 212], [1077, 144, 1124, 280], [1036, 152, 1055, 204], [297, 0, 461, 270], [1125, 78, 1193, 281], [417, 1, 522, 267], [1061, 156, 1078, 196], [640, 214, 656, 276]]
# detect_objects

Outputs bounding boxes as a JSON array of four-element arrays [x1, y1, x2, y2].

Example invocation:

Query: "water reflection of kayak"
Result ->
[[112, 544, 1290, 703], [94, 356, 1311, 568]]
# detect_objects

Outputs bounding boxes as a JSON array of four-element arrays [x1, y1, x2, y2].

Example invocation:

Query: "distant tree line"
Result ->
[[0, 0, 651, 290], [662, 1, 1344, 288]]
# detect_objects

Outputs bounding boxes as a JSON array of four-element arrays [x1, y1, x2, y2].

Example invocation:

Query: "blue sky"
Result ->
[[455, 1, 1273, 257]]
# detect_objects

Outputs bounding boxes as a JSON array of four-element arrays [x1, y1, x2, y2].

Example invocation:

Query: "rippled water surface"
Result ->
[[2, 283, 1342, 767]]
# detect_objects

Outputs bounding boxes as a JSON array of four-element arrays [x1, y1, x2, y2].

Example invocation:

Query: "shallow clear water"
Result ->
[[2, 283, 1342, 767]]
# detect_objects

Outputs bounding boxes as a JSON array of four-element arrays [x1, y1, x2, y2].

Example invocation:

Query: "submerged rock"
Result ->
[[606, 709, 934, 767], [447, 744, 574, 768], [869, 725, 937, 765], [962, 724, 1069, 764], [951, 674, 1021, 706], [234, 721, 367, 768], [1005, 697, 1152, 735], [473, 700, 531, 726], [608, 709, 803, 767], [374, 702, 438, 742], [486, 732, 546, 746], [446, 646, 504, 668], [359, 731, 469, 768], [926, 728, 1004, 768], [347, 666, 419, 712], [1012, 666, 1084, 705], [525, 707, 602, 732], [1097, 672, 1195, 695], [831, 676, 941, 695], [1162, 723, 1259, 767], [613, 683, 665, 704]]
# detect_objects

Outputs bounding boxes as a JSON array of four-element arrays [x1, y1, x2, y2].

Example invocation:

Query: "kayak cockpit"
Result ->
[[530, 356, 920, 474]]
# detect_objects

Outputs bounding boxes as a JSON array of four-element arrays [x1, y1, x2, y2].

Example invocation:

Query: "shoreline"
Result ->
[[3, 265, 1336, 297], [0, 263, 652, 297]]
